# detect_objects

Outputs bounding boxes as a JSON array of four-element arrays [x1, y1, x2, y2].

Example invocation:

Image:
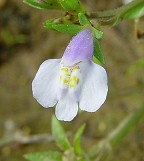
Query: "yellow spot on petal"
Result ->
[[61, 68, 68, 72], [63, 79, 68, 84], [60, 75, 68, 84], [69, 76, 79, 88]]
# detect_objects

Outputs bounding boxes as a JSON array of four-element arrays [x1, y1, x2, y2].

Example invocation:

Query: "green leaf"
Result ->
[[52, 24, 84, 35], [92, 27, 104, 39], [43, 16, 74, 29], [43, 19, 58, 29], [73, 124, 86, 155], [43, 18, 83, 34], [93, 38, 105, 64], [78, 13, 90, 25], [52, 115, 71, 150], [123, 3, 144, 19], [24, 151, 62, 161], [92, 55, 101, 65], [57, 0, 85, 13], [23, 0, 62, 10]]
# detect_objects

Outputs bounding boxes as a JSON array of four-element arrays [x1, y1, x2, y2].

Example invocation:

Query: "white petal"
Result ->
[[32, 59, 61, 108], [79, 61, 108, 112], [55, 93, 78, 121]]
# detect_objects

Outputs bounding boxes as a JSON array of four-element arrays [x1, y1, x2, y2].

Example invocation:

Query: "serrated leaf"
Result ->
[[57, 0, 84, 13], [92, 27, 103, 39], [23, 0, 62, 10], [93, 38, 105, 64], [78, 13, 90, 25], [52, 115, 71, 150], [73, 124, 86, 155], [52, 24, 84, 35], [123, 3, 144, 19], [24, 151, 62, 161]]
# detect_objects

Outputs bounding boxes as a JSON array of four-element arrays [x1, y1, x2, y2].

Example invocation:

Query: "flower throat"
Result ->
[[59, 61, 80, 89]]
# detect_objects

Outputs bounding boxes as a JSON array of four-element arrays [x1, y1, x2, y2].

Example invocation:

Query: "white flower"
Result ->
[[32, 28, 108, 121]]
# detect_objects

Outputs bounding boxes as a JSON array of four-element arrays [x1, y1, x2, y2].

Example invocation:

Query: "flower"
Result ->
[[32, 28, 108, 121]]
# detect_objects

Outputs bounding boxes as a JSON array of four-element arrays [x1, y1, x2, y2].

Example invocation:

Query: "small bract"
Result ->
[[32, 28, 108, 121]]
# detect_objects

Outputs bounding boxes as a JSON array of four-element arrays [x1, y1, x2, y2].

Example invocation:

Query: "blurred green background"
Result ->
[[0, 0, 144, 161]]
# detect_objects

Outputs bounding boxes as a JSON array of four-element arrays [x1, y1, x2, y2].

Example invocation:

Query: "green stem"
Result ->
[[86, 0, 144, 26], [88, 105, 144, 160], [109, 105, 144, 148], [87, 0, 144, 18]]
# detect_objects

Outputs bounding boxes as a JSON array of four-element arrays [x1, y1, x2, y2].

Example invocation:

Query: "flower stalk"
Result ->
[[87, 0, 144, 26]]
